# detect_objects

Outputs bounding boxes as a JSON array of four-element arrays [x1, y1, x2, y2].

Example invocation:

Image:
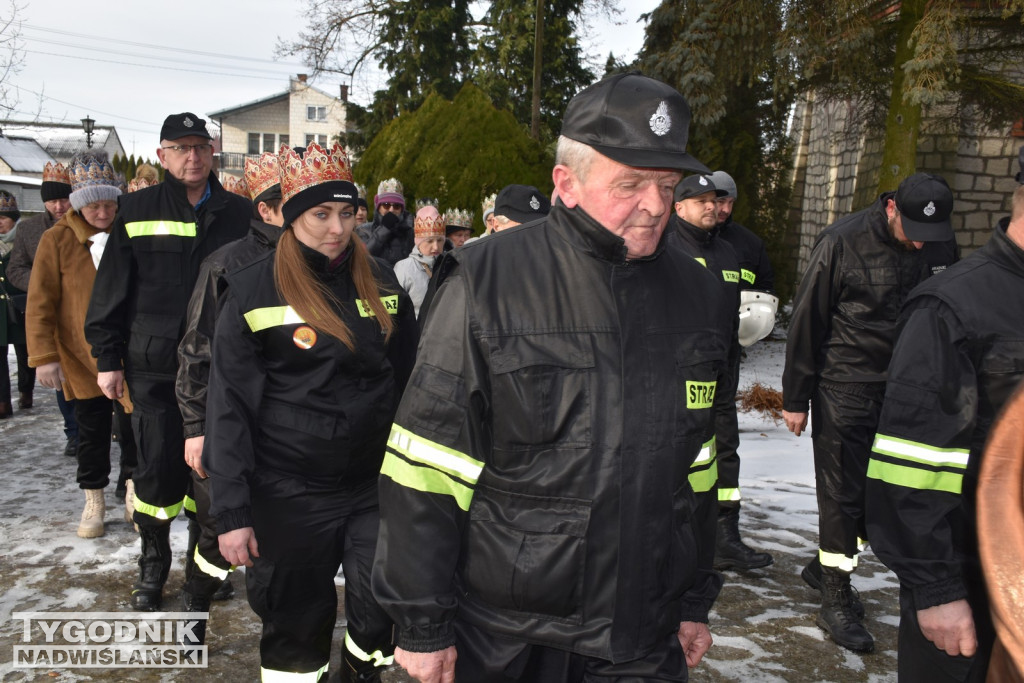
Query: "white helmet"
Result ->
[[738, 290, 778, 347]]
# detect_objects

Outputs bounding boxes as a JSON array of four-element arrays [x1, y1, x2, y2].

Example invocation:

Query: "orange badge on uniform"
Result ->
[[293, 325, 317, 350]]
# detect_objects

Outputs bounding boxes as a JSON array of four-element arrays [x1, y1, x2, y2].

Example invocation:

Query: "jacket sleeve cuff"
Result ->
[[183, 421, 205, 439], [28, 352, 60, 368], [911, 576, 968, 611], [395, 623, 457, 653], [215, 507, 254, 535], [679, 570, 725, 623], [782, 398, 809, 413], [96, 355, 124, 373]]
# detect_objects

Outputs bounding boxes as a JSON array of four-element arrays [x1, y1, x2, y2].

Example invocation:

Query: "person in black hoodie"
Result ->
[[205, 142, 418, 682]]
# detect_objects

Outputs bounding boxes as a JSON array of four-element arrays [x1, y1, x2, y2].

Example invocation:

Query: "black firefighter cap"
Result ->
[[561, 72, 709, 174], [159, 112, 213, 142], [894, 173, 954, 242], [494, 184, 551, 224], [674, 174, 727, 202]]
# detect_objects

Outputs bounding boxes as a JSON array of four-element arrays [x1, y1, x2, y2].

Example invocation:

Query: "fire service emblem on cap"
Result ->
[[923, 201, 936, 217], [183, 117, 194, 128], [530, 196, 540, 210], [699, 176, 709, 186], [649, 101, 671, 137]]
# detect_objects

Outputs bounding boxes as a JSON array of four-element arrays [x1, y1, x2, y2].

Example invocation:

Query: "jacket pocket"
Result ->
[[671, 338, 722, 447], [488, 333, 594, 449], [134, 237, 183, 286], [462, 486, 590, 622], [128, 313, 181, 374]]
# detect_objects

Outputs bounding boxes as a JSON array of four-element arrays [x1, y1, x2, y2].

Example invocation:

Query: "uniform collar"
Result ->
[[549, 203, 666, 265]]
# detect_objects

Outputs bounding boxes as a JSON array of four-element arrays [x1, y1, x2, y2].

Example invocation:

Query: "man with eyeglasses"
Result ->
[[356, 177, 415, 267], [86, 112, 251, 614]]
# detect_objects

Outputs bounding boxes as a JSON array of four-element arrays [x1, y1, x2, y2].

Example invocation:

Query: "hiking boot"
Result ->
[[802, 555, 864, 619], [714, 507, 773, 571], [131, 525, 172, 611], [76, 489, 106, 538], [817, 567, 874, 652]]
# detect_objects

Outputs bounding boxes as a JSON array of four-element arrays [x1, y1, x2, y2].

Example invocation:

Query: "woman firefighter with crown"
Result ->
[[203, 141, 418, 681]]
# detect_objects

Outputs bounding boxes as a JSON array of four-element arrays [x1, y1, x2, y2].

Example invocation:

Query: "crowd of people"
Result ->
[[2, 71, 1023, 683]]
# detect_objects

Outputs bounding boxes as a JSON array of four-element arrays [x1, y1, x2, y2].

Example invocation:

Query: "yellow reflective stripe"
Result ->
[[344, 631, 394, 667], [693, 257, 708, 268], [125, 220, 197, 238], [132, 494, 183, 521], [722, 270, 740, 283], [819, 549, 857, 572], [194, 545, 231, 581], [388, 425, 483, 484], [718, 487, 741, 503], [857, 538, 868, 552], [381, 452, 475, 511], [183, 495, 196, 514], [871, 434, 969, 469], [688, 437, 718, 493], [261, 663, 328, 682], [866, 458, 964, 495], [356, 295, 400, 317], [244, 305, 306, 333], [741, 269, 756, 285]]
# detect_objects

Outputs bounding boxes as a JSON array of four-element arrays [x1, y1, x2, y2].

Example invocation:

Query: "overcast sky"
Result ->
[[5, 0, 658, 157]]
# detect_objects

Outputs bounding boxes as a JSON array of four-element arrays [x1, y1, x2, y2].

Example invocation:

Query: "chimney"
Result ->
[[339, 84, 349, 102], [297, 73, 308, 83]]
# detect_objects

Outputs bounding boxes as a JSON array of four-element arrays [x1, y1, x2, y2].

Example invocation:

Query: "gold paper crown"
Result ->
[[127, 177, 156, 193], [414, 214, 446, 239], [223, 175, 250, 198], [43, 161, 71, 185], [377, 177, 403, 196], [444, 208, 473, 229], [279, 142, 354, 205], [481, 192, 497, 214], [355, 183, 366, 199], [244, 151, 282, 200], [0, 191, 18, 212], [69, 154, 118, 192]]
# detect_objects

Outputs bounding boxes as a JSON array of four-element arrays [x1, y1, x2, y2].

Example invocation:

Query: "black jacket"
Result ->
[[372, 204, 729, 662], [356, 211, 415, 267], [204, 244, 418, 534], [85, 172, 251, 376], [865, 220, 1024, 610], [782, 194, 957, 412], [176, 219, 281, 438], [716, 216, 775, 293]]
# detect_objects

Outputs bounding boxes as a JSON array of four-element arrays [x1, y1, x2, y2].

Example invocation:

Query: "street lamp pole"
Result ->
[[81, 116, 95, 149]]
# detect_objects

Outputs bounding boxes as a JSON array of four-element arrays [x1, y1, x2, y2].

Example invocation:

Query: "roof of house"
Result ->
[[208, 91, 290, 118], [0, 121, 124, 162], [0, 136, 56, 173]]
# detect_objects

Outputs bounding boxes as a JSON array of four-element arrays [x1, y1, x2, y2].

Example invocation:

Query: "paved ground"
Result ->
[[0, 343, 901, 682]]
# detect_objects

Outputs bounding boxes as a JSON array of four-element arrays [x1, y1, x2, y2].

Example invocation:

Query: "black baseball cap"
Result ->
[[894, 173, 954, 242], [674, 174, 726, 202], [561, 72, 708, 173], [160, 112, 213, 141], [494, 184, 551, 224]]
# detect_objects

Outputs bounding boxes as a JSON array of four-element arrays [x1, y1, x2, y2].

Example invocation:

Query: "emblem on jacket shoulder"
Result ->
[[649, 101, 671, 136], [293, 325, 317, 350]]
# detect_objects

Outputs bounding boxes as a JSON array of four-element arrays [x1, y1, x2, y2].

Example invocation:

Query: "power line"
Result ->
[[22, 49, 293, 82]]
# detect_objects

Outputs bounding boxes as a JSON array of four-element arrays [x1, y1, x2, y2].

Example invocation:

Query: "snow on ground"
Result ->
[[0, 340, 902, 681]]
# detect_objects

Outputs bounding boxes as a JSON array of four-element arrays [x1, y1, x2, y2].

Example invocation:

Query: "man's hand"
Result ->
[[185, 436, 207, 478], [36, 362, 64, 390], [96, 370, 125, 400], [394, 646, 456, 683], [218, 527, 259, 568], [782, 410, 808, 437], [918, 599, 977, 658], [677, 621, 713, 668]]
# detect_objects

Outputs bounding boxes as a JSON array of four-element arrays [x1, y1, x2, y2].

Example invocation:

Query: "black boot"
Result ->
[[713, 507, 773, 571], [340, 650, 383, 683], [179, 591, 210, 647], [132, 525, 172, 611], [817, 567, 874, 652], [211, 576, 234, 601], [802, 555, 864, 619]]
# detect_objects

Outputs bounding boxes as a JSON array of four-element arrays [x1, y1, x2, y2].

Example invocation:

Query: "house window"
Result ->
[[306, 105, 327, 121], [279, 134, 289, 148], [305, 134, 328, 147], [247, 133, 260, 155], [263, 133, 276, 152]]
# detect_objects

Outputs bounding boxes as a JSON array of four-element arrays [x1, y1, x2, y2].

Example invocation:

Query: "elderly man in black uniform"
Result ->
[[373, 73, 732, 683], [86, 113, 251, 611]]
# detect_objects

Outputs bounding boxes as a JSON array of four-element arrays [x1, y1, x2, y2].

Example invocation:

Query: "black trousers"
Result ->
[[897, 584, 994, 682], [247, 474, 393, 677], [74, 395, 136, 489], [183, 473, 233, 597], [125, 370, 190, 528], [715, 348, 742, 509], [0, 343, 34, 402], [810, 381, 885, 570], [453, 619, 689, 682]]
